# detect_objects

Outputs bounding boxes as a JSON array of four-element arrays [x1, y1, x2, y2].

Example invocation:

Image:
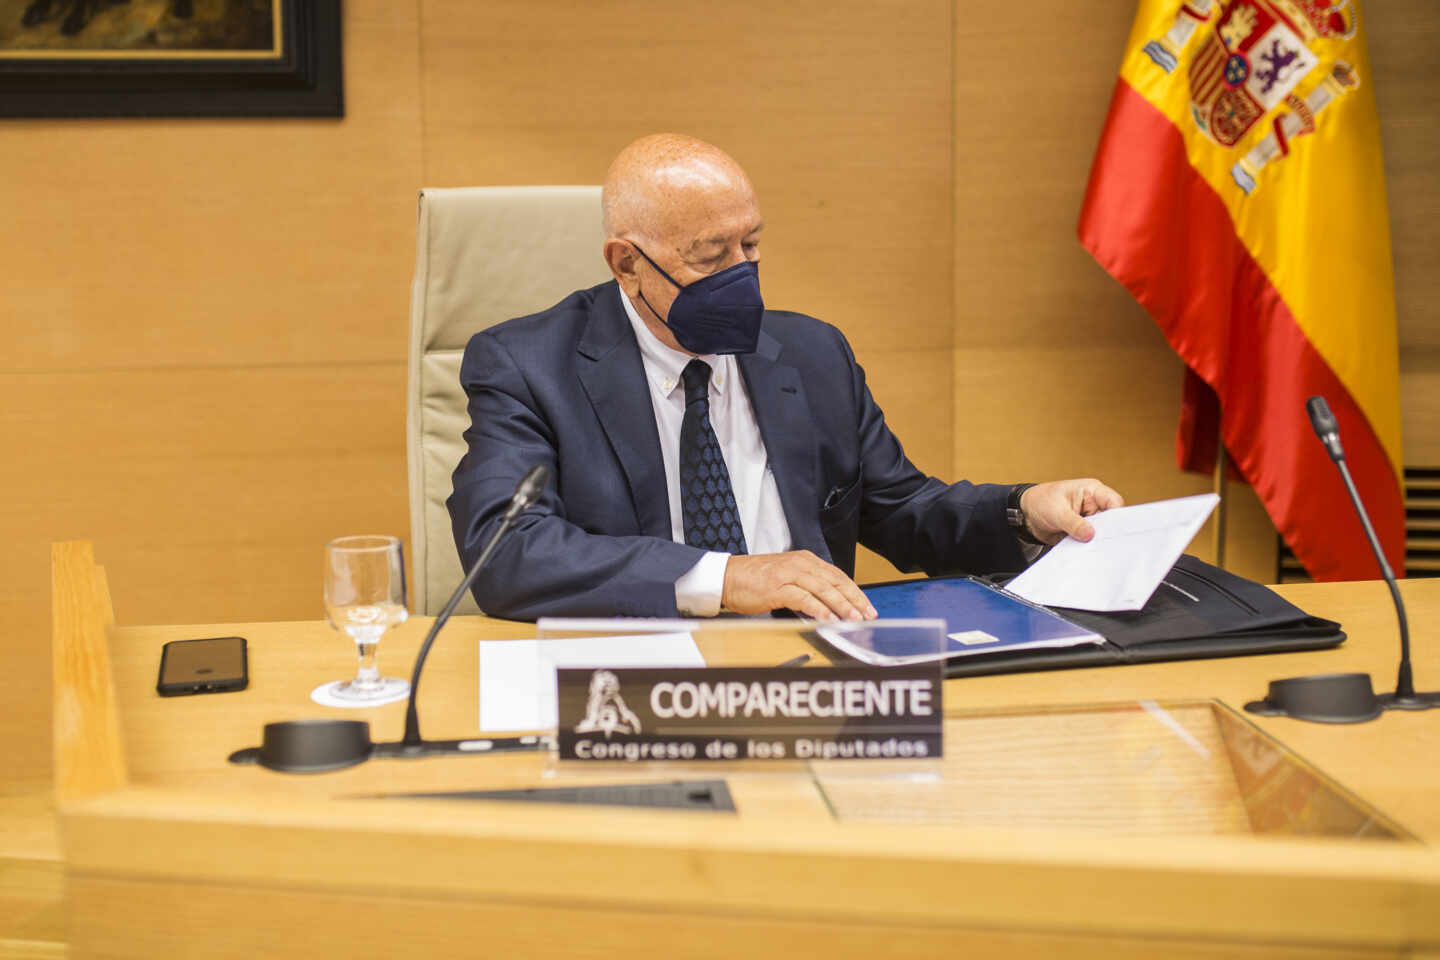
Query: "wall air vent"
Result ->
[[1278, 467, 1440, 583]]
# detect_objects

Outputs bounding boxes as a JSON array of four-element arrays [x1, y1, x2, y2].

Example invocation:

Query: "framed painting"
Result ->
[[0, 0, 341, 117]]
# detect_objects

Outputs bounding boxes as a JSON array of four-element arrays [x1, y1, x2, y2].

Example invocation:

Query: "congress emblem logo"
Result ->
[[573, 670, 642, 739], [1141, 0, 1360, 193]]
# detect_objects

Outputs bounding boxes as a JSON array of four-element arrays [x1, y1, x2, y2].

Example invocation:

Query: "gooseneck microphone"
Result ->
[[1305, 395, 1346, 463], [399, 464, 551, 751], [228, 465, 551, 772], [1306, 397, 1418, 704], [1245, 397, 1436, 722]]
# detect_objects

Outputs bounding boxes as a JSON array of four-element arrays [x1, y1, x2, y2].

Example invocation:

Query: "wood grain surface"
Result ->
[[1, 0, 1434, 826], [35, 550, 1440, 958], [50, 542, 126, 804], [58, 873, 1410, 960]]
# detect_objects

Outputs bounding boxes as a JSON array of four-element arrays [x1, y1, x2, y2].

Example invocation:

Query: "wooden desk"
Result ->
[[46, 544, 1440, 959]]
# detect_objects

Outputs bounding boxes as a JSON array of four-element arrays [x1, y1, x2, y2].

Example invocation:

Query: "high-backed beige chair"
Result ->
[[407, 186, 609, 615]]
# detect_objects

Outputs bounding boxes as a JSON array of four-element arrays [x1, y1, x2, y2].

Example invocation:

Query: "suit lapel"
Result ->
[[576, 284, 674, 540], [738, 332, 830, 562]]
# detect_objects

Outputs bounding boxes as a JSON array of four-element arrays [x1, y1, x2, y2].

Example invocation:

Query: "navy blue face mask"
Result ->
[[630, 243, 764, 355]]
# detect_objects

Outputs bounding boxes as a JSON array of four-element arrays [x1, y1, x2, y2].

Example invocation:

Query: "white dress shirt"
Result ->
[[620, 289, 793, 615]]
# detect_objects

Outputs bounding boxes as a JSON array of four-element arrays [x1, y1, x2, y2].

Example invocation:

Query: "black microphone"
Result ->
[[227, 466, 552, 771], [398, 464, 551, 752], [1245, 398, 1435, 722], [226, 465, 553, 772], [1305, 395, 1345, 463]]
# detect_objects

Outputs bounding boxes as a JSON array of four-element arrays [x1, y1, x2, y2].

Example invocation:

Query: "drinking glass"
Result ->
[[322, 535, 411, 703]]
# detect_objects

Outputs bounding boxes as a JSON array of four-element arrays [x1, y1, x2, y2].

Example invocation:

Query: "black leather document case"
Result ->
[[911, 555, 1344, 678]]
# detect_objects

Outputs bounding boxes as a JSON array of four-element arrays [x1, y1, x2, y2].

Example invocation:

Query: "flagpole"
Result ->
[[1213, 429, 1228, 569]]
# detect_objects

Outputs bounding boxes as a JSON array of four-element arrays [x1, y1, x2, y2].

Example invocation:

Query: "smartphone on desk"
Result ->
[[156, 636, 249, 696]]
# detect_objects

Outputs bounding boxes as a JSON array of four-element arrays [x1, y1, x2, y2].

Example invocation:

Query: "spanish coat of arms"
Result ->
[[1142, 0, 1360, 193]]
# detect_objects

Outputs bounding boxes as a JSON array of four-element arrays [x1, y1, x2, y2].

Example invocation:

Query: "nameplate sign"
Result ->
[[555, 665, 943, 762]]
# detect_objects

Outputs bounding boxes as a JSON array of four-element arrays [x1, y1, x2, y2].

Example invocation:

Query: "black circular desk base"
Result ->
[[1245, 672, 1440, 724]]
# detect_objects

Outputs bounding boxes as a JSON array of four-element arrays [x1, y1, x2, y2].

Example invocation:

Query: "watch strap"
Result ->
[[1006, 483, 1043, 545]]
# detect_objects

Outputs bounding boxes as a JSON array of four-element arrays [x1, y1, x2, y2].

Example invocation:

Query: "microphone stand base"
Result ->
[[1245, 672, 1383, 723], [1246, 673, 1440, 723], [1378, 691, 1440, 711]]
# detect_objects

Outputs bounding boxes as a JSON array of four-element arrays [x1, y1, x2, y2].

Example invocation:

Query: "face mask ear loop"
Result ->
[[636, 286, 669, 329], [630, 241, 683, 331], [629, 242, 683, 289]]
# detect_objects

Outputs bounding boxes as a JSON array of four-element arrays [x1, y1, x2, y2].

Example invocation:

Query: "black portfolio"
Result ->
[[878, 555, 1344, 678]]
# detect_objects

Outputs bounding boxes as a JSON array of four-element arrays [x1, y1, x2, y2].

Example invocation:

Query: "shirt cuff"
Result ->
[[675, 551, 729, 617]]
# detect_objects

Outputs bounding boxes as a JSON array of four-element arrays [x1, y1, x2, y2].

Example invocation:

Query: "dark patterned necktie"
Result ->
[[679, 359, 748, 554]]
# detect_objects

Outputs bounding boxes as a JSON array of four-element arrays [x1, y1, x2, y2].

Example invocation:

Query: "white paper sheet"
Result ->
[[477, 633, 704, 732], [1004, 493, 1219, 612]]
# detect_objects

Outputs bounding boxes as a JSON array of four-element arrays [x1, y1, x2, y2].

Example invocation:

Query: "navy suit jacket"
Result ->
[[448, 281, 1026, 619]]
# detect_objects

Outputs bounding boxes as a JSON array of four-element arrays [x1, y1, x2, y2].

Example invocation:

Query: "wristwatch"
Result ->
[[1006, 483, 1044, 545]]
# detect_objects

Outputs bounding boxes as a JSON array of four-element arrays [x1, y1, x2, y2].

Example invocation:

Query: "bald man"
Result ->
[[448, 134, 1122, 620]]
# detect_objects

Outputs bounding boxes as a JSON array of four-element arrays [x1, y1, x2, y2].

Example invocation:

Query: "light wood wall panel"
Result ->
[[1368, 3, 1440, 356], [0, 1, 425, 788], [853, 348, 955, 585], [953, 1, 1145, 351], [0, 365, 410, 786], [417, 0, 954, 355], [1, 3, 424, 372], [1401, 360, 1440, 466], [1371, 2, 1440, 468]]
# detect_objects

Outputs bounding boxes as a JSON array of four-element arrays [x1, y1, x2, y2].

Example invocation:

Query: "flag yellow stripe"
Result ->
[[1117, 0, 1402, 476]]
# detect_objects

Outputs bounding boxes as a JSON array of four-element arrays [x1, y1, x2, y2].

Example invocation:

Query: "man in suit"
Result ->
[[449, 133, 1123, 620]]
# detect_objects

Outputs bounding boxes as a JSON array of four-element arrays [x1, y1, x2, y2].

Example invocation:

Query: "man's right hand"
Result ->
[[721, 551, 877, 621]]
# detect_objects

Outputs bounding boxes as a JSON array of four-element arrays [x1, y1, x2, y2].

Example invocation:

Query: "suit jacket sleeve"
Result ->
[[447, 329, 706, 620], [803, 323, 1027, 578]]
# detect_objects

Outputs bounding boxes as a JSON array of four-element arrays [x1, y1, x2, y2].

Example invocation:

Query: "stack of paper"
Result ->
[[477, 633, 704, 732], [1006, 493, 1219, 611]]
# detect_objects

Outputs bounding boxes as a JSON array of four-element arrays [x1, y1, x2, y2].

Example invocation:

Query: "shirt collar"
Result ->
[[619, 287, 730, 399]]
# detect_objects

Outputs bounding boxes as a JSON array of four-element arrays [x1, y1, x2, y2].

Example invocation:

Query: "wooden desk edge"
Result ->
[[51, 542, 127, 806], [50, 563, 1440, 953], [59, 783, 1440, 948]]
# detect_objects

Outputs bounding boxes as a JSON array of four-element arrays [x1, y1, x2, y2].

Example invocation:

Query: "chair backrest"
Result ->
[[407, 186, 609, 615]]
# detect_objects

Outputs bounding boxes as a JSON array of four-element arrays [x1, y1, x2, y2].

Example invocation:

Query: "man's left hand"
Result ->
[[1020, 479, 1125, 545]]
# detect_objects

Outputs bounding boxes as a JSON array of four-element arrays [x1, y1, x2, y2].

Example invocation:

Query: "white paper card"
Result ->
[[1004, 493, 1220, 612], [477, 633, 704, 732]]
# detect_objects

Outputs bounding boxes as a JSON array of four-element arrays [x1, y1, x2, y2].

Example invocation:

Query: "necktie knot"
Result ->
[[681, 359, 712, 406]]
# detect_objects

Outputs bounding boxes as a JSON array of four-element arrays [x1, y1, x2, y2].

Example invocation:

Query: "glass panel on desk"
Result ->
[[810, 700, 1412, 841]]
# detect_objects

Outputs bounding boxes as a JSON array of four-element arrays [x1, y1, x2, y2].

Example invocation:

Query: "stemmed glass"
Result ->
[[322, 535, 411, 704]]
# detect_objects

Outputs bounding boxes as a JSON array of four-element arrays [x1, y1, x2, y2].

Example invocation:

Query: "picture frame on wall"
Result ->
[[0, 0, 341, 117]]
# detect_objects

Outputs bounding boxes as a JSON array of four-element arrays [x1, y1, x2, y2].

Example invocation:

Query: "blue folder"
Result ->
[[823, 577, 1103, 664]]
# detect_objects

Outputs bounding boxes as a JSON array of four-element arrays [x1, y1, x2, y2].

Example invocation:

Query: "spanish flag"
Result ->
[[1079, 0, 1404, 581]]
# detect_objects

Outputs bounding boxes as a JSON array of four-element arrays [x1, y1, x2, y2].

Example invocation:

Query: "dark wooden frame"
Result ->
[[0, 0, 341, 118]]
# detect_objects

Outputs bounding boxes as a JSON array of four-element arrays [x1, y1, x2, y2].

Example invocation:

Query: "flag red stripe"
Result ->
[[1078, 77, 1405, 580]]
